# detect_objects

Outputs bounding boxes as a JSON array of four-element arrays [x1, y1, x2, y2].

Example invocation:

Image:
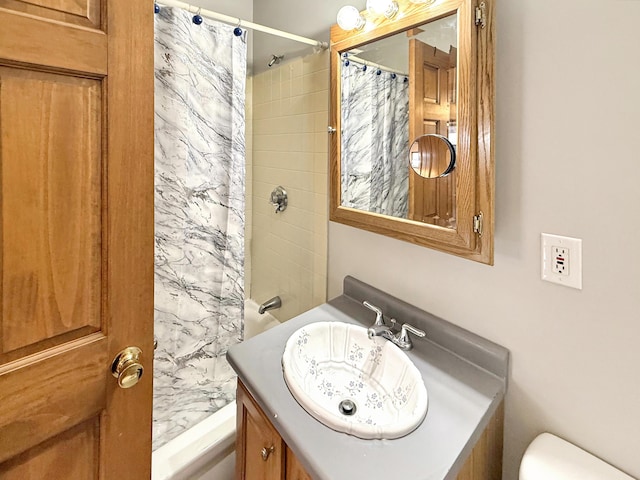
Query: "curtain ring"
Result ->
[[233, 17, 243, 36], [192, 6, 203, 25]]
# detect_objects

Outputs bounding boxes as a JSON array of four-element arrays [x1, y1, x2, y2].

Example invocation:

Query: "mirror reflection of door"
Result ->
[[409, 38, 457, 228]]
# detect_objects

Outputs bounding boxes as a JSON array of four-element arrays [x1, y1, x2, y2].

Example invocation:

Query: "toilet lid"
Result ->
[[520, 433, 636, 480]]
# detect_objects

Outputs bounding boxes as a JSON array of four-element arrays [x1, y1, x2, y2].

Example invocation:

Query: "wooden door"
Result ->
[[409, 38, 457, 227], [0, 0, 154, 478]]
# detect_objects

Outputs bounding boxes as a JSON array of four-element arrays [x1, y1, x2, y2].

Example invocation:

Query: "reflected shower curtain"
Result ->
[[153, 7, 246, 450], [341, 61, 409, 217]]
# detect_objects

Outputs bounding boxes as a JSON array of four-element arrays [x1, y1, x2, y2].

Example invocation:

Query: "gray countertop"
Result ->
[[228, 277, 509, 480]]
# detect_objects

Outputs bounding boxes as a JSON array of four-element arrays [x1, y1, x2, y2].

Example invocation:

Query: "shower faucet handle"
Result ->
[[269, 186, 288, 213]]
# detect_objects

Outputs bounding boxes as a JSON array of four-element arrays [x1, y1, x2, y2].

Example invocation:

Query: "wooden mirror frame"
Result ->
[[329, 0, 495, 264]]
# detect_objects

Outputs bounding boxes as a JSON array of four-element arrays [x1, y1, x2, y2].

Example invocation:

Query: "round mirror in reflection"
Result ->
[[409, 134, 456, 179]]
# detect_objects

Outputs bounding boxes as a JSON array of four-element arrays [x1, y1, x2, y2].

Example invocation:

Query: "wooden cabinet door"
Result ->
[[0, 0, 154, 478], [236, 382, 285, 480], [285, 446, 312, 480]]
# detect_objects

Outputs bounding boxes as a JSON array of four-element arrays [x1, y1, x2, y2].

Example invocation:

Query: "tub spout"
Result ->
[[258, 296, 281, 314]]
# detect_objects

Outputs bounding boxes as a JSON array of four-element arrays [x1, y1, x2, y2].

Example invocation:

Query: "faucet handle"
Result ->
[[396, 323, 426, 350], [363, 301, 384, 326]]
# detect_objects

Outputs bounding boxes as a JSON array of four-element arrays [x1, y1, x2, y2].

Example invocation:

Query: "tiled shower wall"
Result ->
[[249, 52, 329, 321]]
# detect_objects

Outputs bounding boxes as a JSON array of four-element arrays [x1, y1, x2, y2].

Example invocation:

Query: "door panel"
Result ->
[[0, 0, 153, 478], [0, 67, 102, 354], [19, 0, 97, 18], [0, 419, 100, 479], [0, 0, 101, 27], [422, 64, 439, 103], [0, 335, 106, 464], [0, 8, 106, 74]]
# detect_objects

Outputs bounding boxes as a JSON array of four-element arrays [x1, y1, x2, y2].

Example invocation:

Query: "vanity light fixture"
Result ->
[[336, 5, 366, 31], [366, 0, 399, 19]]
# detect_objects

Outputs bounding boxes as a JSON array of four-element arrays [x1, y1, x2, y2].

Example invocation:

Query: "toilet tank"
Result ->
[[520, 433, 636, 480]]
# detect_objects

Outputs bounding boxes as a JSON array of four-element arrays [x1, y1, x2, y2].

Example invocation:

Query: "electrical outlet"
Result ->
[[552, 246, 569, 275], [541, 233, 582, 289]]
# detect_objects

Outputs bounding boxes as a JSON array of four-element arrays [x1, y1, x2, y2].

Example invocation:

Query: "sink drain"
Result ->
[[338, 399, 357, 416]]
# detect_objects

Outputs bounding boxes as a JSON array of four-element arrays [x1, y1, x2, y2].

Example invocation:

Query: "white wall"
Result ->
[[189, 0, 252, 19], [252, 0, 366, 75], [329, 1, 640, 479]]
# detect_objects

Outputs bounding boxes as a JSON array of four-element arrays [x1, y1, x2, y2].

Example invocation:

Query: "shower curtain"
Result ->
[[341, 60, 409, 218], [153, 7, 246, 450]]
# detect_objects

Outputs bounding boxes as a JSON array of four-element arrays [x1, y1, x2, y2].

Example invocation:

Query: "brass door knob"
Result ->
[[111, 346, 144, 389]]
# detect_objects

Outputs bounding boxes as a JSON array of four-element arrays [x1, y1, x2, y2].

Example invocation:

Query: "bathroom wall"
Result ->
[[190, 0, 252, 21], [328, 1, 640, 479], [250, 52, 329, 321], [251, 0, 360, 75]]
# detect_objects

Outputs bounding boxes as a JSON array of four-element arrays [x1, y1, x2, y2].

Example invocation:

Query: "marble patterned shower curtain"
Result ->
[[153, 7, 246, 450], [341, 61, 409, 218]]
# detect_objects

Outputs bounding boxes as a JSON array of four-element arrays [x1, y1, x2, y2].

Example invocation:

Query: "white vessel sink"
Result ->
[[281, 321, 428, 440]]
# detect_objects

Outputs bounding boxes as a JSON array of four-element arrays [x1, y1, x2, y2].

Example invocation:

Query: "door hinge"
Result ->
[[473, 212, 483, 236], [475, 2, 486, 28]]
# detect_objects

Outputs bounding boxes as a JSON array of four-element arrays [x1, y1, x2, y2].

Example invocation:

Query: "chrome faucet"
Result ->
[[363, 301, 388, 337], [363, 301, 426, 350], [393, 324, 427, 350], [258, 296, 281, 314]]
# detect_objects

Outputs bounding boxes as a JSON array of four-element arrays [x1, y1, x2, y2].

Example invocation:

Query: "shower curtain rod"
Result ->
[[347, 56, 408, 77], [158, 0, 329, 50]]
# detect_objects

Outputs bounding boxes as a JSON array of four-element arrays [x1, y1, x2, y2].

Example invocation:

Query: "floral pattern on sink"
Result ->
[[282, 321, 428, 440]]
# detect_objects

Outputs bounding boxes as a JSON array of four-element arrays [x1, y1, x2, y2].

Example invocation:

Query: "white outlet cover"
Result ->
[[541, 233, 582, 290]]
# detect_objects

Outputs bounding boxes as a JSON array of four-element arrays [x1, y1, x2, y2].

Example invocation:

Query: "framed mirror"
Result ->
[[329, 0, 495, 264]]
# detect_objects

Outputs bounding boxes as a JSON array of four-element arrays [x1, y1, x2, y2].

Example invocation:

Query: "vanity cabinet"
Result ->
[[236, 380, 503, 480], [236, 381, 312, 480]]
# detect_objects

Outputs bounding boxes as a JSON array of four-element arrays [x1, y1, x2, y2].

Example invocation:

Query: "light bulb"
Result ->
[[366, 0, 399, 18], [337, 6, 366, 31]]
